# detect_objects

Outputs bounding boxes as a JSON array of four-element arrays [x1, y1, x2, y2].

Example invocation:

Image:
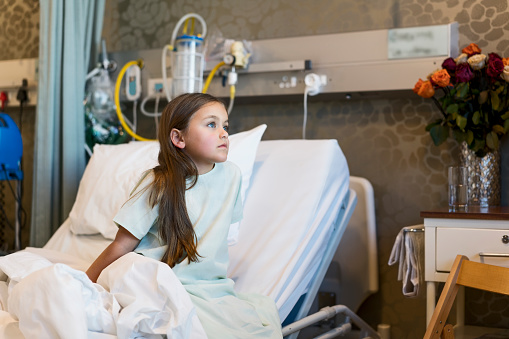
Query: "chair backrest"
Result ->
[[424, 254, 509, 338]]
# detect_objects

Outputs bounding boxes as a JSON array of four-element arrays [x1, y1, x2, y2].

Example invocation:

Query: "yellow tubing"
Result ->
[[202, 61, 225, 94], [115, 59, 156, 141], [230, 84, 235, 100]]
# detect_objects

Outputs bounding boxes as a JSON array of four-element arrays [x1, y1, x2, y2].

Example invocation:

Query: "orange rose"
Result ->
[[431, 69, 450, 88], [417, 80, 435, 98], [462, 43, 481, 57], [503, 58, 509, 67], [413, 78, 424, 94]]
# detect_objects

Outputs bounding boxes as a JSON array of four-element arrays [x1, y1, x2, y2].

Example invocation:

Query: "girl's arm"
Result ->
[[86, 226, 141, 283]]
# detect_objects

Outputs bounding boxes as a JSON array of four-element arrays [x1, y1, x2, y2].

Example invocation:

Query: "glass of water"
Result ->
[[448, 166, 468, 211]]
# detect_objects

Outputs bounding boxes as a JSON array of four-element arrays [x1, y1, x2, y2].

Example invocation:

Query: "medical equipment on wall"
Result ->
[[125, 64, 141, 101], [85, 41, 129, 154], [158, 14, 250, 114], [203, 30, 251, 114], [124, 63, 142, 139], [114, 59, 156, 141], [85, 68, 129, 153], [0, 112, 23, 251], [111, 13, 209, 142], [162, 13, 207, 101]]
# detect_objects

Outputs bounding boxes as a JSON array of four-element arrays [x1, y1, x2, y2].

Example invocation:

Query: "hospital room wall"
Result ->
[[101, 0, 509, 337]]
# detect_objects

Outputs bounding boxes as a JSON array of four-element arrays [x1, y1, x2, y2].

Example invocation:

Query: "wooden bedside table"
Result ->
[[422, 207, 509, 336]]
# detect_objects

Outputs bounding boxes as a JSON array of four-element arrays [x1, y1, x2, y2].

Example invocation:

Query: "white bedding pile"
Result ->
[[0, 251, 206, 339]]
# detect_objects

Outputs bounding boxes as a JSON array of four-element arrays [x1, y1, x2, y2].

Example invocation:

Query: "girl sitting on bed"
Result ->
[[86, 93, 282, 338]]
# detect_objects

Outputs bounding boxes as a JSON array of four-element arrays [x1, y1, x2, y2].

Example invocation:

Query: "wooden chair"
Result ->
[[424, 254, 509, 339]]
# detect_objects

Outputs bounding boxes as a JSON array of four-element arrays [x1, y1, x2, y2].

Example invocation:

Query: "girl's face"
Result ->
[[174, 102, 229, 174]]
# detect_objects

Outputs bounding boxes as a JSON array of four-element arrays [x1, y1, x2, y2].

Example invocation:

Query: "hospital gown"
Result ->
[[113, 161, 282, 338]]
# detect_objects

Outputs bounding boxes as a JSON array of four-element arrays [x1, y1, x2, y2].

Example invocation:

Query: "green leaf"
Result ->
[[491, 91, 501, 111], [456, 115, 467, 130], [493, 125, 505, 134], [501, 111, 509, 120], [486, 131, 499, 150], [429, 125, 449, 146], [472, 111, 481, 125], [473, 138, 485, 152], [467, 130, 474, 144], [479, 90, 488, 104], [504, 119, 509, 133], [456, 83, 469, 99], [446, 104, 459, 115], [425, 120, 443, 132], [453, 130, 468, 144]]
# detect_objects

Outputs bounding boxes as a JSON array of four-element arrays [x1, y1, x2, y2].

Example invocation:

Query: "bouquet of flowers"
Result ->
[[414, 43, 509, 157]]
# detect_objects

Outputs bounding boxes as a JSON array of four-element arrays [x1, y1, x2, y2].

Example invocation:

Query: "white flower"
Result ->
[[455, 53, 468, 64], [502, 65, 509, 82], [467, 54, 487, 70]]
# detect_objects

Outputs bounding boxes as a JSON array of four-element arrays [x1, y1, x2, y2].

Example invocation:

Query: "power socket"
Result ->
[[304, 73, 327, 96], [147, 78, 170, 97]]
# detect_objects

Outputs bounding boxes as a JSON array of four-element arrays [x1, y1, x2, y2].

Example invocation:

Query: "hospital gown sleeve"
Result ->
[[113, 171, 158, 240]]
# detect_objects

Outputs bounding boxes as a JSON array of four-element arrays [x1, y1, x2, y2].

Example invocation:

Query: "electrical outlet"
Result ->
[[147, 78, 170, 97], [304, 73, 327, 96]]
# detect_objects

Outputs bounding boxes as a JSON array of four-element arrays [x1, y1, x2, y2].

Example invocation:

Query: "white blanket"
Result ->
[[0, 251, 206, 339]]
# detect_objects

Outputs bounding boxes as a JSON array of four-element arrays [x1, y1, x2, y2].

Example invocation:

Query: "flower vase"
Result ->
[[459, 141, 501, 207]]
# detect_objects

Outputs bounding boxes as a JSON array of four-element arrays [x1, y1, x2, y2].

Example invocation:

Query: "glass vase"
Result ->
[[459, 141, 501, 207]]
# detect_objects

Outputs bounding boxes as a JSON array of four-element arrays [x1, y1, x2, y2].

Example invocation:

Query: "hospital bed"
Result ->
[[0, 125, 379, 338]]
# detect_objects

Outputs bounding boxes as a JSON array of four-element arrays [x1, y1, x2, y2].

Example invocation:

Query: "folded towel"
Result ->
[[388, 225, 424, 297]]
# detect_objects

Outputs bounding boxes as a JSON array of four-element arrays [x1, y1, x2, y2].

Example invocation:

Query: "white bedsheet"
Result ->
[[0, 251, 206, 339]]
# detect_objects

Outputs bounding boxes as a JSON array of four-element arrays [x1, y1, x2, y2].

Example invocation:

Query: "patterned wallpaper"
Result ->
[[3, 0, 509, 337], [0, 0, 39, 60]]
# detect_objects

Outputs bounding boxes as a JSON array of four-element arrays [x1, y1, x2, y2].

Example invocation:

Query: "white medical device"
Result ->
[[125, 64, 141, 101], [171, 34, 204, 98], [162, 13, 207, 101]]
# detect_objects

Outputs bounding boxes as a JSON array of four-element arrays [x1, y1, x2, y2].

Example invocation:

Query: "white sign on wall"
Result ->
[[388, 24, 453, 59]]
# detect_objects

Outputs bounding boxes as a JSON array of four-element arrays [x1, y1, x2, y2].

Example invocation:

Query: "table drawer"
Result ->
[[436, 227, 509, 272]]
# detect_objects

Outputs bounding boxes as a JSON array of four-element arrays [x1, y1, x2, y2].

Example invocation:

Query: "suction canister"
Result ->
[[171, 35, 204, 98]]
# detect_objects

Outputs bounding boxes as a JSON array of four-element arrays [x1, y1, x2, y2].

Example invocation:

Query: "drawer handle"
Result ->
[[479, 252, 509, 258], [503, 235, 509, 244]]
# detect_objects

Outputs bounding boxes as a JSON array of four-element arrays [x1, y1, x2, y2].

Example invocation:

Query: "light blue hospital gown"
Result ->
[[113, 161, 282, 338]]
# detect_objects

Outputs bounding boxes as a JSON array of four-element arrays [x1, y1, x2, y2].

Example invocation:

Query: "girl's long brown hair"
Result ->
[[150, 93, 225, 267]]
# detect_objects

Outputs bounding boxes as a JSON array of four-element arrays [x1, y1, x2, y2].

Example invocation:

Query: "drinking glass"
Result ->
[[448, 166, 468, 211]]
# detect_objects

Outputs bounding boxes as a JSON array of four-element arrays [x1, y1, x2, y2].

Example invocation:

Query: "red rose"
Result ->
[[487, 53, 504, 78], [442, 57, 457, 76], [455, 63, 474, 83]]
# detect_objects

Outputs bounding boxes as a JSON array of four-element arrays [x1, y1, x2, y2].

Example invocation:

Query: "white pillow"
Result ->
[[68, 124, 267, 242]]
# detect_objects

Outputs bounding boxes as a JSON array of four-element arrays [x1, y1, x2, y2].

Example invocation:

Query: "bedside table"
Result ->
[[422, 207, 509, 328]]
